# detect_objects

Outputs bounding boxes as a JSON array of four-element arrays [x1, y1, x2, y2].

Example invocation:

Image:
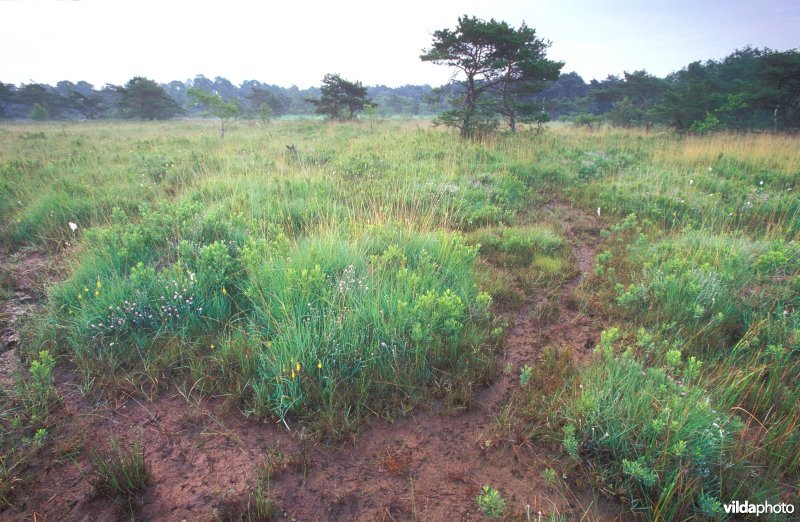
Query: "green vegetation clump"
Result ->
[[469, 225, 564, 268], [476, 485, 506, 518], [561, 332, 776, 519], [47, 199, 494, 429], [467, 224, 570, 297], [218, 479, 275, 521]]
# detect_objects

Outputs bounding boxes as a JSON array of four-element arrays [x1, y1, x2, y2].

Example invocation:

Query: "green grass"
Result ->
[[88, 437, 151, 508], [44, 205, 496, 431], [219, 479, 275, 521], [2, 119, 799, 517]]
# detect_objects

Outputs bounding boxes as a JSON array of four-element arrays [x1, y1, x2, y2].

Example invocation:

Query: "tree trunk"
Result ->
[[500, 76, 516, 133], [461, 76, 476, 138]]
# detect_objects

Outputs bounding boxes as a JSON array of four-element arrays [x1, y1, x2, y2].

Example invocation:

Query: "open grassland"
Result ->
[[0, 120, 798, 519]]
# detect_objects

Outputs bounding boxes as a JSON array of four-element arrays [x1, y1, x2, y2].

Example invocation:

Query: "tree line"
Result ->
[[1, 16, 797, 135], [0, 75, 443, 122], [538, 46, 800, 133]]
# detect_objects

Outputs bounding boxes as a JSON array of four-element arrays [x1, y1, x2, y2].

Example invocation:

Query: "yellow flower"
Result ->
[[83, 287, 89, 293], [95, 290, 100, 296], [210, 343, 215, 350], [96, 280, 102, 289], [77, 294, 82, 300], [222, 287, 227, 296], [291, 370, 296, 380], [296, 362, 301, 372], [317, 360, 322, 369], [266, 341, 273, 348]]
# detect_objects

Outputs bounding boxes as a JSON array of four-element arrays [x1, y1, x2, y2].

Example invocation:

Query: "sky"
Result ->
[[1, 0, 798, 88]]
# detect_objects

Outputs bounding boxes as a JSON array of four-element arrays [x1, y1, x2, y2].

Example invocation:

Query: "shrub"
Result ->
[[476, 485, 505, 518]]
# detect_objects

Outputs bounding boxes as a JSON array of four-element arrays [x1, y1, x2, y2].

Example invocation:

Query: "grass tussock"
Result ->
[[88, 437, 151, 510]]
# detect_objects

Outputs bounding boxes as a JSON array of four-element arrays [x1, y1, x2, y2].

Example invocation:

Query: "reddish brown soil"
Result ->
[[0, 248, 49, 355], [1, 202, 619, 521], [1, 248, 53, 392]]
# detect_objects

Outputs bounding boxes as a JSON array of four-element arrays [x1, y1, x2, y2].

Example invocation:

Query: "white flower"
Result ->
[[596, 207, 601, 217], [759, 180, 764, 186], [689, 179, 694, 185], [68, 221, 78, 232], [708, 166, 713, 171]]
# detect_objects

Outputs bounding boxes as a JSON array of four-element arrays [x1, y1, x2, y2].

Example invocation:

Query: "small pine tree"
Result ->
[[259, 102, 273, 123], [308, 74, 374, 120], [29, 103, 50, 121]]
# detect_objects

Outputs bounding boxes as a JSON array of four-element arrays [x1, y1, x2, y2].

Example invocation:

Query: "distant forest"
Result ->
[[0, 77, 443, 121], [2, 47, 798, 132]]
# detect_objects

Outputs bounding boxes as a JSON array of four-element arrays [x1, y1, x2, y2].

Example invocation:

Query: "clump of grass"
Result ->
[[0, 447, 25, 510], [467, 225, 570, 307], [473, 259, 523, 310], [88, 437, 151, 508], [605, 223, 800, 474], [469, 225, 565, 268], [218, 480, 275, 522], [242, 228, 496, 430]]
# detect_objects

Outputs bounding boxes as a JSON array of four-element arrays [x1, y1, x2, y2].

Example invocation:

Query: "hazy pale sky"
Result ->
[[2, 0, 798, 88]]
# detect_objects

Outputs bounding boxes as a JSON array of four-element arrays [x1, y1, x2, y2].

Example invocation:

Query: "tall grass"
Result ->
[[42, 197, 497, 431]]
